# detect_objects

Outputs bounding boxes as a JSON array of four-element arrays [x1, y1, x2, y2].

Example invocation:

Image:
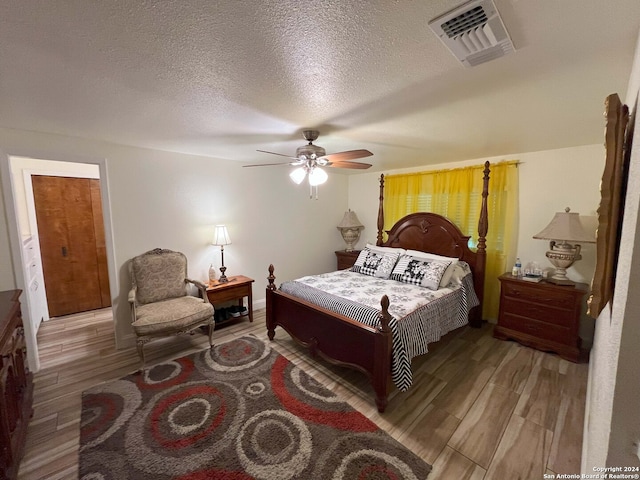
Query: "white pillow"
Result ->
[[405, 250, 459, 287], [366, 243, 407, 256], [390, 255, 452, 290], [449, 262, 468, 285]]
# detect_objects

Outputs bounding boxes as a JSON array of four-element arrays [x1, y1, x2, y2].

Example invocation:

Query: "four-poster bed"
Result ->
[[265, 161, 491, 412]]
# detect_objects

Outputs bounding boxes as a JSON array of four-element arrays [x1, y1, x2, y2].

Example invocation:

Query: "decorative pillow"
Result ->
[[351, 249, 400, 279], [390, 255, 451, 290], [405, 250, 459, 287]]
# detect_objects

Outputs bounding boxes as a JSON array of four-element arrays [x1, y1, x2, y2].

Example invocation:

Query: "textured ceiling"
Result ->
[[1, 0, 639, 172]]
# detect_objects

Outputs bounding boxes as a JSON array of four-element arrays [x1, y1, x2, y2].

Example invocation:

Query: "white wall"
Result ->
[[0, 182, 14, 290], [348, 144, 604, 323], [0, 127, 349, 367]]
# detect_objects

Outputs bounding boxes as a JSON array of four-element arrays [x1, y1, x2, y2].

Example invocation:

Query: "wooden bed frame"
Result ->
[[266, 161, 491, 412]]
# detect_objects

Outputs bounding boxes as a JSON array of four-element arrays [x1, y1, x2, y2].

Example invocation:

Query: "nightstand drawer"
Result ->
[[500, 297, 574, 327], [499, 312, 571, 345], [502, 281, 576, 308]]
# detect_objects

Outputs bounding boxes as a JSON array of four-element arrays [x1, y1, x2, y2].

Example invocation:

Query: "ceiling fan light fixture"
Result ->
[[289, 167, 307, 185], [308, 167, 328, 186], [296, 144, 326, 159], [247, 129, 373, 199]]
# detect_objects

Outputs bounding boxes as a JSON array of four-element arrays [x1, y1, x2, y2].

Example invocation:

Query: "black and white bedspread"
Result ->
[[278, 263, 479, 391]]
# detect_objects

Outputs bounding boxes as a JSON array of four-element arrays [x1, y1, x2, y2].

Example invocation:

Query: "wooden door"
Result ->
[[32, 176, 111, 317]]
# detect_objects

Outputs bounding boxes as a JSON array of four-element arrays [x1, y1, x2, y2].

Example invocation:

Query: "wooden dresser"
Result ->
[[0, 290, 34, 480], [494, 273, 589, 362], [335, 250, 361, 270]]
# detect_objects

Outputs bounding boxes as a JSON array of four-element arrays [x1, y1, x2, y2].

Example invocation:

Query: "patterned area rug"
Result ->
[[79, 336, 432, 479]]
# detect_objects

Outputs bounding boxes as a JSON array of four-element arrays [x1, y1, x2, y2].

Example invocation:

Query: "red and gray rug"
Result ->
[[80, 336, 432, 479]]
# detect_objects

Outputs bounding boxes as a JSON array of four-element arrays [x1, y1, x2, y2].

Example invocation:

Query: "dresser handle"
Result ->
[[526, 324, 539, 332]]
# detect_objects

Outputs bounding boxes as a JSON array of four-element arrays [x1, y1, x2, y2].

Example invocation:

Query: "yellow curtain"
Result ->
[[383, 162, 519, 320]]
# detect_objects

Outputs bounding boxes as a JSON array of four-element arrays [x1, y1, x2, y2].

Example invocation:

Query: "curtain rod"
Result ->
[[383, 159, 520, 179]]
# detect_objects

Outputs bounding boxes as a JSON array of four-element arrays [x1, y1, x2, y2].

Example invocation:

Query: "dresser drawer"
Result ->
[[502, 281, 576, 309], [499, 312, 572, 345], [500, 296, 575, 327]]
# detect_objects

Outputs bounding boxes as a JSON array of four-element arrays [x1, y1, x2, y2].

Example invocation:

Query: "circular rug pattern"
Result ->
[[236, 409, 312, 479], [312, 432, 424, 480], [202, 336, 271, 374], [79, 335, 432, 479], [80, 379, 141, 451], [137, 356, 195, 390], [124, 380, 246, 476]]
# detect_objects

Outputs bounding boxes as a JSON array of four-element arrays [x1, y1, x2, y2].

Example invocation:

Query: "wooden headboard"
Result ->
[[375, 161, 491, 324]]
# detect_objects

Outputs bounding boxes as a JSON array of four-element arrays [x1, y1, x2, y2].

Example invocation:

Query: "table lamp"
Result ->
[[337, 209, 364, 252], [212, 225, 231, 283], [533, 207, 595, 285]]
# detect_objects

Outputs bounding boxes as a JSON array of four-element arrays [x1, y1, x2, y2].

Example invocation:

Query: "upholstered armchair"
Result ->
[[128, 248, 214, 368]]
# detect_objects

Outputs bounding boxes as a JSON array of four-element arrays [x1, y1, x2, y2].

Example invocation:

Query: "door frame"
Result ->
[[24, 167, 102, 321], [0, 149, 118, 373]]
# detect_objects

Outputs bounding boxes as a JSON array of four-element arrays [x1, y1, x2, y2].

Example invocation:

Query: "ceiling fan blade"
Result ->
[[257, 149, 298, 159], [322, 149, 373, 162], [243, 161, 294, 167], [326, 160, 372, 169]]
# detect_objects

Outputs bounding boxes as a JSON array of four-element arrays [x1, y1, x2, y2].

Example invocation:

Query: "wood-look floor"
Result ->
[[18, 307, 588, 479]]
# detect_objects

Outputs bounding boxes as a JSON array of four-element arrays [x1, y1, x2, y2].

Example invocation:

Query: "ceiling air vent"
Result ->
[[428, 0, 515, 67]]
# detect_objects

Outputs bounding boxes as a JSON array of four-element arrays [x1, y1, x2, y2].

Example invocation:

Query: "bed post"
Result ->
[[376, 174, 385, 246], [471, 161, 490, 327], [266, 264, 276, 340], [373, 294, 392, 413]]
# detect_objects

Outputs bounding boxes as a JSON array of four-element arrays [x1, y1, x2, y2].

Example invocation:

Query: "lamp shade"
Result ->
[[212, 224, 231, 246], [337, 209, 364, 229], [289, 167, 306, 185], [533, 208, 595, 243], [308, 167, 328, 186]]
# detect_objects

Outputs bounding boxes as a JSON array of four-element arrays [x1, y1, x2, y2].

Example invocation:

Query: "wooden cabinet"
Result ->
[[0, 290, 34, 480], [494, 274, 589, 362], [335, 250, 361, 270]]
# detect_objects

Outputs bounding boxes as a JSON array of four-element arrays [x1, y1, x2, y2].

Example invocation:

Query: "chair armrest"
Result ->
[[186, 278, 210, 303], [128, 287, 137, 324]]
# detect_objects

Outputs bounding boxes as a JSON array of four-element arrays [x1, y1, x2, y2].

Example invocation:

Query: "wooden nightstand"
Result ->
[[335, 250, 361, 270], [206, 275, 254, 325], [494, 273, 589, 362]]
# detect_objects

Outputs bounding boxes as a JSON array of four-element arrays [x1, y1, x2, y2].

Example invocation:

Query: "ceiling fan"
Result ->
[[243, 129, 373, 198]]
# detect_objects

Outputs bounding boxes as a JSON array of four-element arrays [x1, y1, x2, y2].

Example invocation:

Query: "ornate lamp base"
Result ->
[[545, 241, 581, 286], [218, 265, 228, 283], [339, 227, 363, 252]]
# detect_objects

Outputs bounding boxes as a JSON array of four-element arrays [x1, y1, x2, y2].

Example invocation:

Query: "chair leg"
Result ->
[[136, 339, 146, 370], [208, 319, 214, 348]]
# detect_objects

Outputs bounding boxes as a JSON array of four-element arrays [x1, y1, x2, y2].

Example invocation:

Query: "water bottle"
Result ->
[[512, 257, 522, 277]]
